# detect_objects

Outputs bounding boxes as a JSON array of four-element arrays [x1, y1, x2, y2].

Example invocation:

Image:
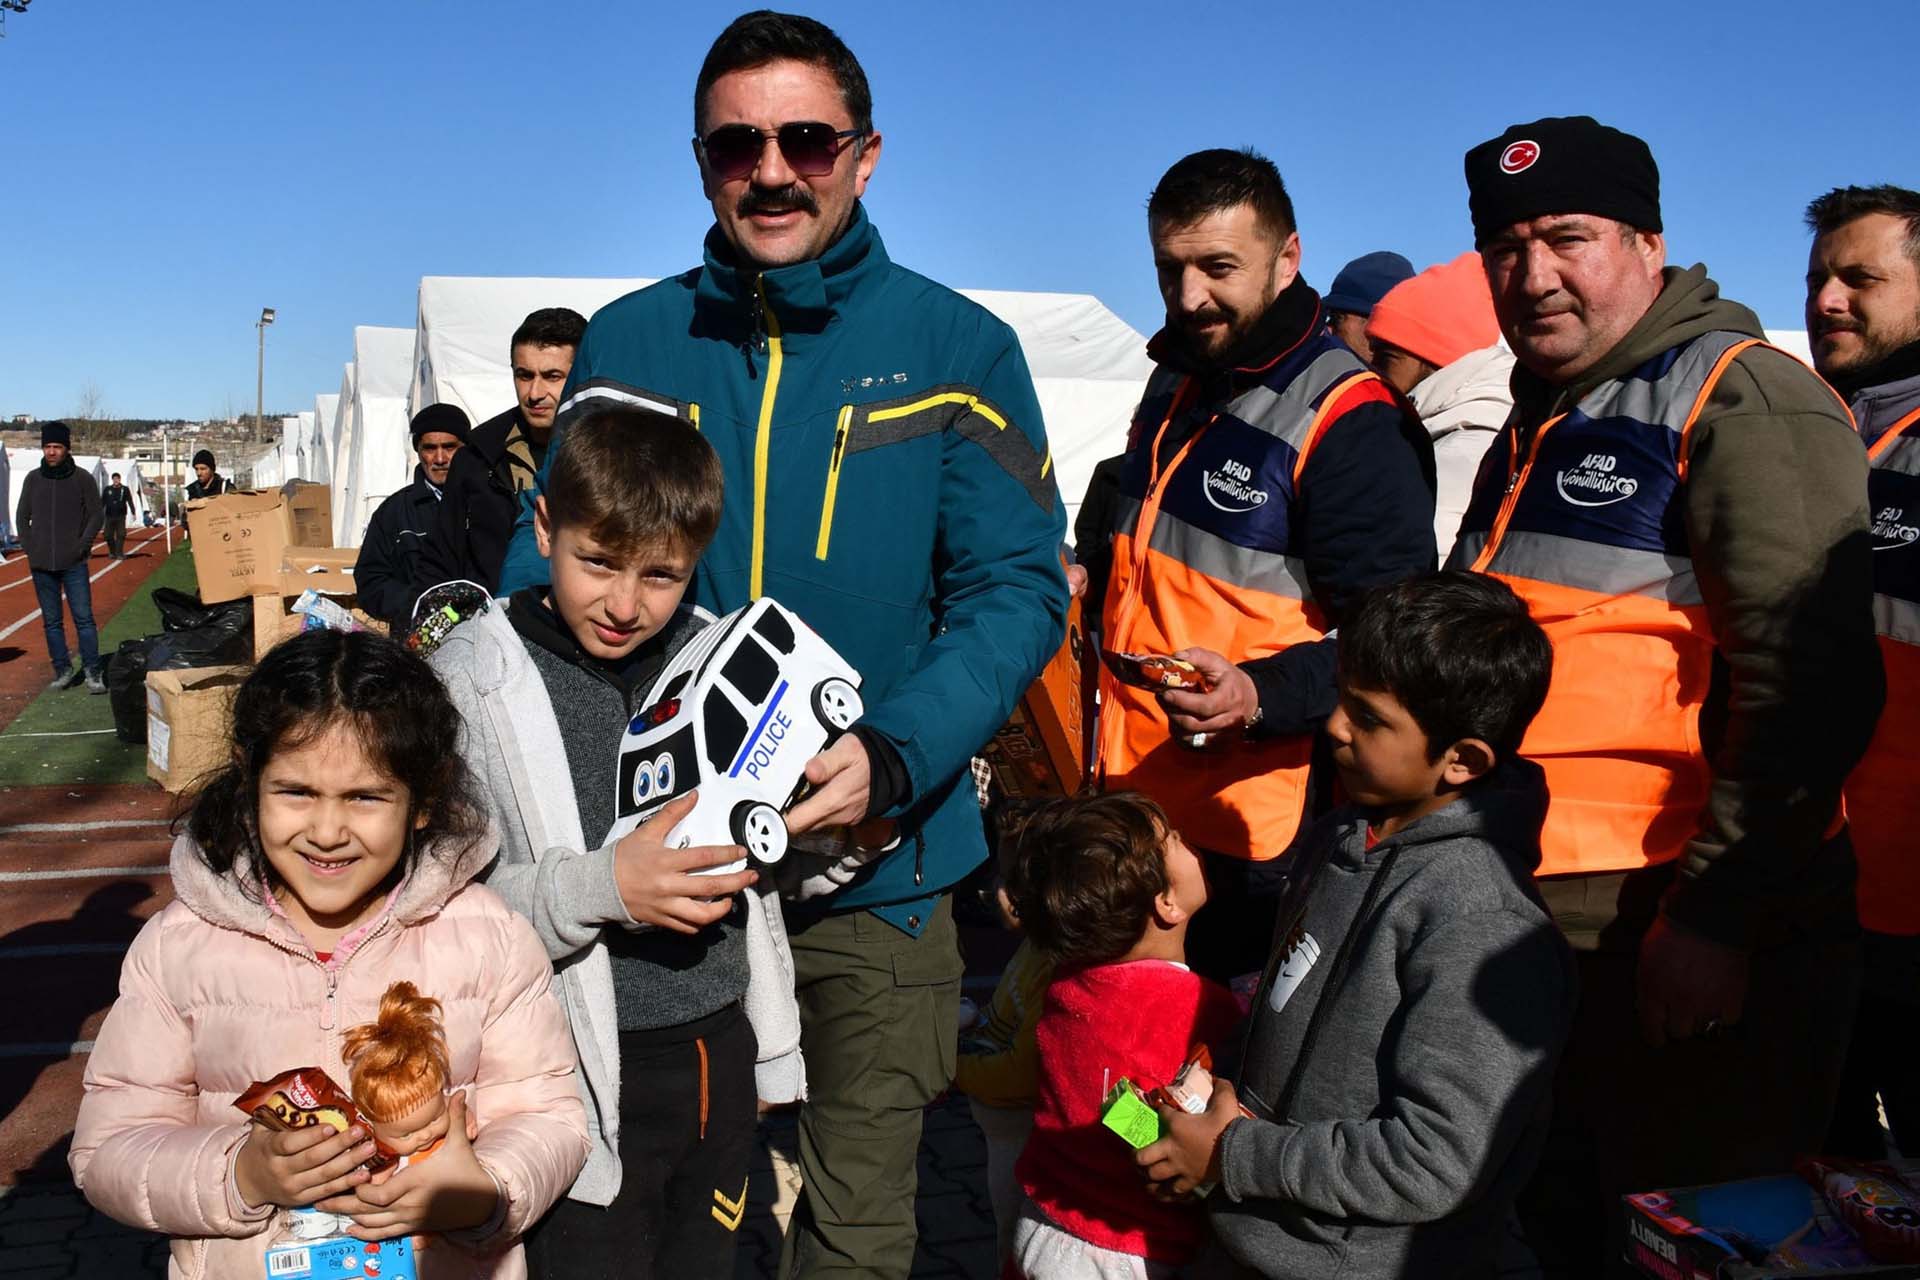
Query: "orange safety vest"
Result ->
[[1450, 331, 1805, 878], [1848, 402, 1920, 934], [1097, 332, 1391, 860]]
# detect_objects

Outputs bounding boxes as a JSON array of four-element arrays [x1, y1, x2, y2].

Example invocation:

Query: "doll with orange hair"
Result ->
[[342, 981, 453, 1167]]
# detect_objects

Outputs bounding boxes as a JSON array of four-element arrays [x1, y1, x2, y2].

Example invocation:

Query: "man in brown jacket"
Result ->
[[1445, 116, 1883, 1275]]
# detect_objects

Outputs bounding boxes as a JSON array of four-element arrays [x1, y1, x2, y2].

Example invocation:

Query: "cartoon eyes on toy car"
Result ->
[[630, 753, 679, 807], [653, 752, 675, 797]]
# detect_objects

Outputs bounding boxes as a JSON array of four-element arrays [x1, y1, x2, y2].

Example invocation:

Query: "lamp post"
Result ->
[[255, 307, 275, 443]]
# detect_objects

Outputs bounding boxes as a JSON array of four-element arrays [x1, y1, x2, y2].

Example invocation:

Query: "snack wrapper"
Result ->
[[1102, 650, 1208, 691], [1151, 1046, 1216, 1116], [234, 1067, 398, 1173], [1797, 1156, 1920, 1262]]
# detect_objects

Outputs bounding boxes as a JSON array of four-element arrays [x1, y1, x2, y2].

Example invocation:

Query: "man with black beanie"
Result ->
[[16, 422, 105, 691], [1445, 115, 1882, 1274], [353, 403, 469, 629], [184, 449, 230, 503]]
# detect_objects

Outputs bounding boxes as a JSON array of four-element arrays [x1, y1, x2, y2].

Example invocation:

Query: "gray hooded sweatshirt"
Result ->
[[1209, 761, 1576, 1278]]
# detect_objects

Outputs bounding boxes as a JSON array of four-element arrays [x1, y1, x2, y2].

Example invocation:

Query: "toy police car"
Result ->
[[608, 598, 863, 875]]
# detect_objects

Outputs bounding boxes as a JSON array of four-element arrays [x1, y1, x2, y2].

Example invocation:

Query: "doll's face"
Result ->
[[367, 1090, 449, 1157]]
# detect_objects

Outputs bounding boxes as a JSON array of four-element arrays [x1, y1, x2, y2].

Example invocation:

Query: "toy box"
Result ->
[[980, 594, 1087, 797], [264, 1231, 413, 1279], [609, 598, 864, 874], [1623, 1160, 1920, 1279]]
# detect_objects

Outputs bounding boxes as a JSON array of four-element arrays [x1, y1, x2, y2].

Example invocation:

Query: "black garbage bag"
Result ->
[[150, 587, 253, 667], [106, 638, 154, 744]]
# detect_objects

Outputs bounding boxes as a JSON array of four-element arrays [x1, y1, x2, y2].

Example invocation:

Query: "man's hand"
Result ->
[[1637, 913, 1750, 1047], [1137, 1079, 1240, 1200], [785, 734, 872, 835], [1065, 563, 1089, 599], [614, 791, 756, 934], [320, 1092, 498, 1239], [233, 1119, 377, 1210], [1160, 648, 1260, 735]]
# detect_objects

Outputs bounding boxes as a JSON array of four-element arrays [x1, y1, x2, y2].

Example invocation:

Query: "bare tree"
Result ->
[[74, 381, 108, 423]]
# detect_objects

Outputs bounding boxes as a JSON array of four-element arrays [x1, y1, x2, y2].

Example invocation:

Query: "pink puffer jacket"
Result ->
[[71, 829, 589, 1280]]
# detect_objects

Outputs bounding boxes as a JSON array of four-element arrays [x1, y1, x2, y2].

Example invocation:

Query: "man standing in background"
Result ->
[[100, 471, 131, 560], [16, 421, 105, 693]]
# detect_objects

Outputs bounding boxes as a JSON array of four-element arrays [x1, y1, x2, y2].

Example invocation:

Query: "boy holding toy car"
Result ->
[[423, 405, 802, 1279]]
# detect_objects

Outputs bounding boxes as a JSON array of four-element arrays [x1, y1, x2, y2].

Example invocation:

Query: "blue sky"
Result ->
[[3, 0, 1916, 420]]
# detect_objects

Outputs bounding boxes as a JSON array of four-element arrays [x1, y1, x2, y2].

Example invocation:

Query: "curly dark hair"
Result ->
[[999, 792, 1172, 970], [181, 629, 488, 893]]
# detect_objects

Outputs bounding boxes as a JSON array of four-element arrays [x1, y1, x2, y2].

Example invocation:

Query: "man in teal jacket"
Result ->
[[498, 11, 1067, 1276]]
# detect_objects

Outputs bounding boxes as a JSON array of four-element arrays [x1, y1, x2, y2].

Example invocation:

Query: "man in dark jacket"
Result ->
[[183, 449, 230, 503], [15, 422, 105, 691], [1096, 148, 1437, 982], [413, 308, 585, 596], [1447, 116, 1882, 1276], [1804, 183, 1920, 1162], [354, 404, 468, 629], [100, 472, 132, 560]]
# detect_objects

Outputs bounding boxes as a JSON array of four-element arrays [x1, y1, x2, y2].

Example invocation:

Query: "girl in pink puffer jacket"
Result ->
[[71, 630, 589, 1279]]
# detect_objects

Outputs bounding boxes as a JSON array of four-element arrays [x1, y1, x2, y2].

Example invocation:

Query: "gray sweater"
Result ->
[[1211, 762, 1575, 1278]]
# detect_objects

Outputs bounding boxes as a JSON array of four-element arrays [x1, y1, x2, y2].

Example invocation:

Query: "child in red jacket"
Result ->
[[1000, 792, 1242, 1278]]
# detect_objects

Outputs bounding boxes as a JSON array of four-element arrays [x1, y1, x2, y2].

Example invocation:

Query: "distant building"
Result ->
[[10, 414, 34, 425]]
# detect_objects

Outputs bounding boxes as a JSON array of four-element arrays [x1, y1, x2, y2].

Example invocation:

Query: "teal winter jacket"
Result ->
[[499, 205, 1069, 934]]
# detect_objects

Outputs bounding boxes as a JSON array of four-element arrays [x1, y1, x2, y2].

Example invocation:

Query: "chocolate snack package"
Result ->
[[1102, 649, 1208, 692], [234, 1067, 399, 1173]]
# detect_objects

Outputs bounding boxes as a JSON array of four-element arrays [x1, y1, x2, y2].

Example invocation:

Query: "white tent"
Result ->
[[408, 276, 1152, 534], [1764, 329, 1815, 366], [0, 447, 14, 545], [311, 396, 338, 485], [337, 326, 416, 548], [329, 363, 360, 544]]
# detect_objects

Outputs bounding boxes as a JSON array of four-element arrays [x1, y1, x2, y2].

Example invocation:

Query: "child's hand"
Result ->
[[1136, 1079, 1241, 1200], [615, 791, 758, 933], [319, 1092, 498, 1239], [233, 1120, 378, 1210]]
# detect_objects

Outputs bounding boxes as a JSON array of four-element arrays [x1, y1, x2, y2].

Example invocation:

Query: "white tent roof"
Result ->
[[338, 326, 415, 548], [409, 276, 1152, 534], [330, 363, 360, 544]]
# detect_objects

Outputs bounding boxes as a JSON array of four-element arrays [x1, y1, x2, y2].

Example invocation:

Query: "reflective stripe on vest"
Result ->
[[1849, 402, 1920, 933], [1097, 334, 1384, 860], [1451, 331, 1761, 878]]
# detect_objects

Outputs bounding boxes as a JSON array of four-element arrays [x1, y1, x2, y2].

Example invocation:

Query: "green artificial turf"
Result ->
[[0, 545, 205, 786]]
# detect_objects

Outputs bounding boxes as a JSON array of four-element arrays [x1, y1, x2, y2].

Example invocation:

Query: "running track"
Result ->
[[0, 526, 180, 1185]]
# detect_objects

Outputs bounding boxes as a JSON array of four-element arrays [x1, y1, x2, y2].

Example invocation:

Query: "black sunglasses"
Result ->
[[697, 121, 864, 183]]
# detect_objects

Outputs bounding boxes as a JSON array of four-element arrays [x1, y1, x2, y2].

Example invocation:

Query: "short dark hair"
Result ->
[[183, 629, 489, 896], [1805, 185, 1920, 266], [1338, 570, 1553, 761], [999, 792, 1171, 969], [111, 472, 121, 479], [1148, 147, 1296, 241], [545, 406, 723, 558], [510, 307, 587, 354], [695, 10, 872, 136]]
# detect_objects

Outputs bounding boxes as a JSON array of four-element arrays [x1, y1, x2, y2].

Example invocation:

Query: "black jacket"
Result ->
[[16, 460, 102, 572], [101, 484, 132, 522], [1134, 279, 1437, 737], [354, 467, 442, 629], [413, 407, 542, 597], [184, 474, 231, 503]]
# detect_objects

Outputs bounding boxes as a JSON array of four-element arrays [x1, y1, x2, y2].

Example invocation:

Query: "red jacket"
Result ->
[[1016, 959, 1241, 1262]]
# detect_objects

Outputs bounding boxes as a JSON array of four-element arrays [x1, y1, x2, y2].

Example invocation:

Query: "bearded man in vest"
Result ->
[[1095, 148, 1437, 982], [1447, 116, 1883, 1275], [1805, 183, 1920, 1163]]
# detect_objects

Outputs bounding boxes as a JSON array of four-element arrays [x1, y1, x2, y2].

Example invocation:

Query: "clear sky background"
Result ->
[[3, 0, 1916, 420]]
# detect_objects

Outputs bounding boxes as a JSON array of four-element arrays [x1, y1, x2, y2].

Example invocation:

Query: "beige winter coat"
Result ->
[[70, 830, 589, 1279]]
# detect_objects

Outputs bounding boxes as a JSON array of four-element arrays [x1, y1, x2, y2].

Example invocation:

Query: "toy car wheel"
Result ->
[[813, 678, 861, 731], [733, 801, 789, 865]]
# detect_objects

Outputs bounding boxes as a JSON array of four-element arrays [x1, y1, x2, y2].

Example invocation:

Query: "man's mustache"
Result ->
[[738, 185, 820, 218]]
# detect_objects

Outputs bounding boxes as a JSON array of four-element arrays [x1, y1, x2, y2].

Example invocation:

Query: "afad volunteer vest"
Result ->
[[1097, 333, 1389, 860], [1450, 331, 1815, 878], [1849, 400, 1920, 934]]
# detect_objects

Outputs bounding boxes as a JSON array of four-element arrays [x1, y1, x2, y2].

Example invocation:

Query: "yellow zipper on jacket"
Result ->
[[815, 404, 854, 560], [751, 277, 783, 599]]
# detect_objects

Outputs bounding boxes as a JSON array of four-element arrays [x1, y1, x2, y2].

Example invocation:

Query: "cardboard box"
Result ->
[[250, 546, 389, 660], [1623, 1162, 1920, 1279], [980, 594, 1087, 797], [145, 666, 247, 793], [185, 486, 337, 604]]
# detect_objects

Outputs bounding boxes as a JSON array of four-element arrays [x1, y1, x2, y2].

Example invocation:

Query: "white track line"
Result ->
[[0, 1041, 95, 1058], [8, 728, 116, 738], [0, 865, 168, 882], [0, 819, 170, 836], [0, 535, 112, 593], [0, 528, 168, 643]]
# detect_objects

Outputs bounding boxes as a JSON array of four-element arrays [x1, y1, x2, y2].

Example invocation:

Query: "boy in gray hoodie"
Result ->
[[1140, 571, 1576, 1278]]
